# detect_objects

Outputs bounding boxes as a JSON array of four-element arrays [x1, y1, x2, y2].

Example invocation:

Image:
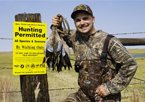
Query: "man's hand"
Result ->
[[95, 85, 107, 97], [52, 14, 62, 27]]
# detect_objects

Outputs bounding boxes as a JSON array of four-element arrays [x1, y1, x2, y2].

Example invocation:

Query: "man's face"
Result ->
[[74, 11, 95, 35]]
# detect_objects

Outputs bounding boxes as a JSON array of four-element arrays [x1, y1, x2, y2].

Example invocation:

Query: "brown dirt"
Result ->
[[0, 51, 13, 56]]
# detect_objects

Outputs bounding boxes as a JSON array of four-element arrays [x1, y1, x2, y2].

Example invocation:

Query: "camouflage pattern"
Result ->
[[71, 4, 93, 19], [63, 88, 121, 102], [61, 29, 138, 102]]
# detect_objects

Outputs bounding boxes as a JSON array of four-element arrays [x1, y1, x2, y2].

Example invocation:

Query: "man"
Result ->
[[52, 4, 138, 102]]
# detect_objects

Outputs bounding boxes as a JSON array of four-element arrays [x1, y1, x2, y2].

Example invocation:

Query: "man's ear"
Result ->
[[93, 16, 95, 23]]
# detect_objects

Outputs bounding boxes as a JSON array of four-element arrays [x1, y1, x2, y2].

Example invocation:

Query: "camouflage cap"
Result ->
[[71, 4, 93, 19]]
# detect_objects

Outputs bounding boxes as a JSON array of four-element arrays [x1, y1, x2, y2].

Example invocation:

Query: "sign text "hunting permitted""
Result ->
[[13, 22, 47, 75]]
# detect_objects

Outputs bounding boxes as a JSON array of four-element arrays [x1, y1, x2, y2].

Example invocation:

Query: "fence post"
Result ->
[[118, 38, 145, 46], [15, 13, 50, 102]]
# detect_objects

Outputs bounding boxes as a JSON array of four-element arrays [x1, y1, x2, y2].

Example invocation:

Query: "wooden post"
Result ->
[[15, 13, 50, 102], [118, 38, 145, 46]]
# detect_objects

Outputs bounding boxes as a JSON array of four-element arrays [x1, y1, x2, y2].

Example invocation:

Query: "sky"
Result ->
[[0, 0, 145, 51]]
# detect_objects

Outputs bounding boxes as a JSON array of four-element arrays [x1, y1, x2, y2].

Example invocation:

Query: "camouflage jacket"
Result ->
[[62, 29, 138, 96]]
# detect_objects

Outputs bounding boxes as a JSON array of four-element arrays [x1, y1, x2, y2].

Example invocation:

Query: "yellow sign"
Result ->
[[13, 21, 47, 75]]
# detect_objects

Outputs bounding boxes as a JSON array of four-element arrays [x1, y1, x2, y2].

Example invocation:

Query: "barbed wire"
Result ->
[[0, 32, 145, 40], [0, 38, 13, 40], [70, 57, 145, 62], [0, 91, 140, 100], [112, 32, 145, 35], [0, 67, 145, 83], [0, 79, 144, 99], [129, 83, 145, 85], [0, 90, 133, 100], [0, 89, 133, 100], [0, 91, 20, 93], [0, 67, 13, 69], [0, 87, 79, 94], [49, 87, 79, 91], [0, 88, 144, 100], [0, 82, 145, 94], [135, 57, 145, 60], [121, 96, 132, 99], [133, 77, 145, 82]]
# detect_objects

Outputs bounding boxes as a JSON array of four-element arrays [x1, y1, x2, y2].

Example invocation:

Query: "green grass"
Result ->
[[0, 49, 145, 102], [128, 49, 145, 54], [0, 56, 12, 68], [121, 57, 145, 102]]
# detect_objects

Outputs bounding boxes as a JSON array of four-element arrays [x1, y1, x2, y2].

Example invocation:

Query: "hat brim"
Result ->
[[71, 10, 93, 19]]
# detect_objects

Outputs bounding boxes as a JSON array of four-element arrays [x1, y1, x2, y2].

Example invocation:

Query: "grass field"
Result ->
[[0, 49, 145, 102]]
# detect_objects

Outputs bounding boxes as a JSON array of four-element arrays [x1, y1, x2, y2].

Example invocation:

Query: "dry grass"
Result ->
[[128, 49, 145, 54], [0, 49, 145, 102], [0, 51, 13, 56], [121, 55, 145, 102], [47, 68, 78, 102], [0, 76, 21, 102]]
